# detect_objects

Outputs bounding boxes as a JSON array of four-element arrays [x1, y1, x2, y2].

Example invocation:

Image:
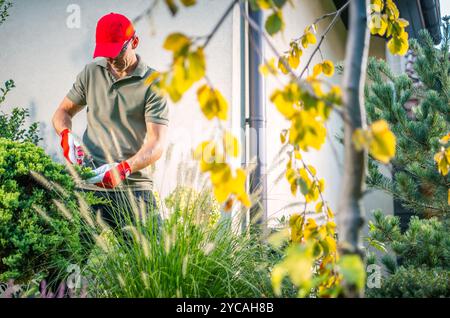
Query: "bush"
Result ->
[[0, 138, 95, 284], [367, 266, 450, 298], [366, 210, 450, 297]]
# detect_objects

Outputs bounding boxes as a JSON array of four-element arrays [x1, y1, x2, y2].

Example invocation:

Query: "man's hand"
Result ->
[[60, 129, 85, 165], [85, 161, 132, 189]]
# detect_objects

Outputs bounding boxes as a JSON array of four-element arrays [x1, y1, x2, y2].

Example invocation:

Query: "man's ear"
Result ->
[[132, 36, 139, 49]]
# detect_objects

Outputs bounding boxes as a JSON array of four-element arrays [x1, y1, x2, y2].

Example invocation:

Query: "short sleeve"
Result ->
[[66, 66, 87, 106], [145, 86, 169, 126]]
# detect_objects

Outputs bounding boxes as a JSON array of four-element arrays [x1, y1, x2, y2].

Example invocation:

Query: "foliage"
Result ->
[[84, 190, 284, 298], [353, 120, 396, 164], [365, 27, 450, 218], [164, 185, 221, 228], [164, 0, 197, 16], [368, 0, 410, 55], [0, 138, 96, 284], [365, 210, 450, 297], [0, 80, 41, 145], [269, 214, 366, 297], [367, 266, 450, 298], [0, 0, 11, 25]]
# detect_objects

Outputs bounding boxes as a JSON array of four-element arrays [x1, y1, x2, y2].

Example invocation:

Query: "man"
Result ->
[[52, 13, 168, 229]]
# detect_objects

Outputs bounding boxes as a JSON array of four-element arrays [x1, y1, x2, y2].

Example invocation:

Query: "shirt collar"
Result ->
[[95, 54, 148, 78]]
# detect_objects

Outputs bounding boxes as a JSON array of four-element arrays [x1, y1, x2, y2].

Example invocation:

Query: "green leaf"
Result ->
[[338, 255, 366, 291], [265, 11, 284, 36]]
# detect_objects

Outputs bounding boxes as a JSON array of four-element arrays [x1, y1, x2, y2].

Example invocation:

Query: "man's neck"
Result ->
[[109, 54, 139, 79]]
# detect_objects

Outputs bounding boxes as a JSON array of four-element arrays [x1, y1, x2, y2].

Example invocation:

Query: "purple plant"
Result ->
[[1, 279, 88, 298]]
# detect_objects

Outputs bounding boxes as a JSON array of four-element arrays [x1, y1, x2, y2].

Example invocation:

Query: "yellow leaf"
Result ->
[[180, 0, 196, 6], [352, 129, 370, 151], [313, 64, 322, 77], [260, 58, 278, 76], [301, 26, 316, 49], [197, 85, 228, 120], [270, 84, 301, 119], [307, 165, 316, 176], [223, 131, 239, 158], [369, 13, 388, 36], [434, 147, 450, 176], [145, 70, 161, 86], [230, 168, 251, 207], [326, 206, 334, 219], [163, 33, 191, 53], [370, 0, 384, 12], [280, 129, 288, 144], [321, 60, 334, 77], [271, 265, 287, 296], [396, 18, 409, 28], [386, 0, 400, 20], [369, 120, 397, 163], [325, 85, 343, 106], [257, 0, 272, 9], [289, 109, 326, 151], [315, 201, 324, 213], [387, 31, 409, 56], [187, 47, 206, 82], [278, 56, 290, 74], [172, 57, 192, 94], [213, 182, 231, 203], [288, 43, 301, 70], [439, 133, 450, 145], [324, 235, 337, 254]]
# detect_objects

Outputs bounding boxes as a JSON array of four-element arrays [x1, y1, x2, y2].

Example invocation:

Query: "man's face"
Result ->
[[107, 36, 139, 71]]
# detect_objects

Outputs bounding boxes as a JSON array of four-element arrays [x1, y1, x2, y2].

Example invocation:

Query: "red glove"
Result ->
[[60, 129, 85, 165], [86, 161, 132, 189]]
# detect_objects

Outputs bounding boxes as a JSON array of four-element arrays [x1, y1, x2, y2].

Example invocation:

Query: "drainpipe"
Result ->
[[246, 2, 268, 235], [240, 1, 248, 232]]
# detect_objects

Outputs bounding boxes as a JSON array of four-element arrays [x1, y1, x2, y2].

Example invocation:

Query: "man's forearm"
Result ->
[[52, 109, 73, 135], [126, 138, 164, 173]]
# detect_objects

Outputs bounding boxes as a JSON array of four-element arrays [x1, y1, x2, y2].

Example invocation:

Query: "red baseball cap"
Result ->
[[93, 13, 135, 59]]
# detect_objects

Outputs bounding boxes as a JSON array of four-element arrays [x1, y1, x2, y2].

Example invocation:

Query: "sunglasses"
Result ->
[[116, 32, 136, 58]]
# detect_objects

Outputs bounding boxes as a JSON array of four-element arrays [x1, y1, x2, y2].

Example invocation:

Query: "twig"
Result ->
[[133, 0, 159, 24], [239, 0, 297, 81], [298, 1, 350, 79], [203, 0, 239, 48]]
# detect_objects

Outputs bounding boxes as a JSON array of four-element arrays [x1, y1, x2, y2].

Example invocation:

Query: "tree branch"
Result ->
[[337, 0, 370, 283], [203, 0, 239, 48], [298, 1, 350, 79]]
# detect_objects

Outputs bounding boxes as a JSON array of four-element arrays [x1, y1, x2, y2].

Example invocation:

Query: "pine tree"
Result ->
[[365, 20, 450, 224]]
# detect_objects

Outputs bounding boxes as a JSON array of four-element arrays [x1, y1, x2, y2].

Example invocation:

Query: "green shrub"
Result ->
[[367, 266, 450, 298], [0, 138, 95, 284], [366, 210, 450, 297]]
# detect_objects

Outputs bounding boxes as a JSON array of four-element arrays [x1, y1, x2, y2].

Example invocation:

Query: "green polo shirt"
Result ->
[[66, 54, 169, 191]]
